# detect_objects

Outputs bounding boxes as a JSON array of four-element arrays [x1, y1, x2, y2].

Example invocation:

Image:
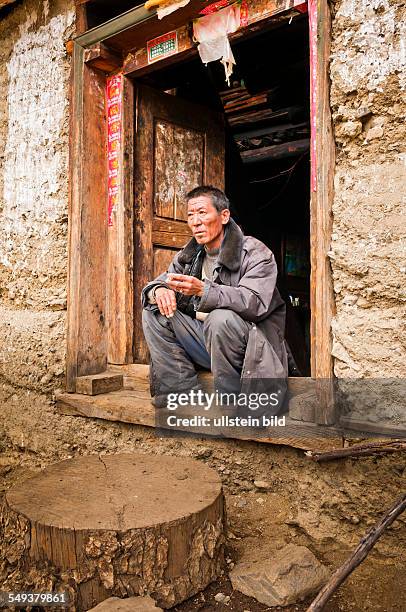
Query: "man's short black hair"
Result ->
[[186, 186, 230, 213]]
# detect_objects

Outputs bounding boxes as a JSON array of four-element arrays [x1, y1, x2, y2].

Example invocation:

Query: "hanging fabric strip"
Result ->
[[193, 4, 241, 85]]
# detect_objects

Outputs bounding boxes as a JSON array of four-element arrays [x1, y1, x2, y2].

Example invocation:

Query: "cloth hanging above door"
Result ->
[[193, 4, 241, 85]]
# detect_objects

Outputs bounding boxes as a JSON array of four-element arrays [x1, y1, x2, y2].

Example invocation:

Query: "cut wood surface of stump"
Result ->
[[0, 454, 225, 611]]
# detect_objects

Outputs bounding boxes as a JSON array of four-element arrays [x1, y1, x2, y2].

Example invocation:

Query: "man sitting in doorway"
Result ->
[[142, 185, 289, 412]]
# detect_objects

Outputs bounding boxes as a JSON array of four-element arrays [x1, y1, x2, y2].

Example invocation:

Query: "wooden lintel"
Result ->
[[123, 25, 193, 76], [84, 43, 122, 72], [123, 2, 302, 77]]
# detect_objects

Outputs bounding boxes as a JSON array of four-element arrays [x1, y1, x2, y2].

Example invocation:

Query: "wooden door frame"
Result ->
[[66, 1, 335, 423]]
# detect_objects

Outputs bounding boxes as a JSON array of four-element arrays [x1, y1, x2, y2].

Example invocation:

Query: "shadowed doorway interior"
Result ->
[[133, 15, 310, 375]]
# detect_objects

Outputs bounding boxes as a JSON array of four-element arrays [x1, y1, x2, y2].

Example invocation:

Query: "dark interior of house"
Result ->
[[137, 15, 311, 375]]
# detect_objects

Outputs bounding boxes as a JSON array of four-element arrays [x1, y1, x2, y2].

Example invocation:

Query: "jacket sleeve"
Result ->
[[197, 253, 278, 323], [141, 252, 184, 308]]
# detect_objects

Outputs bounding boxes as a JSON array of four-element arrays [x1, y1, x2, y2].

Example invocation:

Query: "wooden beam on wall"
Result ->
[[66, 43, 108, 391], [309, 0, 335, 423], [84, 42, 122, 72]]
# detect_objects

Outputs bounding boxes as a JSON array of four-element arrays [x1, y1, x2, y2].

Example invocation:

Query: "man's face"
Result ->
[[187, 195, 230, 249]]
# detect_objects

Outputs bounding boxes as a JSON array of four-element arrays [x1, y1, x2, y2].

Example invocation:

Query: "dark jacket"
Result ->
[[142, 218, 288, 388]]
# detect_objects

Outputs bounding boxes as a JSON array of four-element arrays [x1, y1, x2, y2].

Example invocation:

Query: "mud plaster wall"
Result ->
[[329, 0, 406, 378], [0, 0, 75, 391]]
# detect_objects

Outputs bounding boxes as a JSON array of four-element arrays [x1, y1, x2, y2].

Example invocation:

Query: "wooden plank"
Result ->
[[153, 217, 192, 237], [228, 106, 303, 128], [108, 363, 316, 397], [66, 50, 108, 391], [56, 389, 342, 451], [84, 42, 122, 72], [76, 373, 123, 395], [340, 418, 406, 439], [152, 231, 191, 249], [234, 122, 309, 140], [241, 139, 310, 164], [107, 76, 135, 365], [309, 0, 336, 423], [57, 389, 156, 427]]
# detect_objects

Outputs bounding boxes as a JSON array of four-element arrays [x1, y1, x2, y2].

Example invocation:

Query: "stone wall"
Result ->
[[329, 0, 405, 378], [0, 0, 75, 392]]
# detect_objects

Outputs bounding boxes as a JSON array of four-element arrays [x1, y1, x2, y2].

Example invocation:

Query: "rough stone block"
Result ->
[[229, 544, 329, 606]]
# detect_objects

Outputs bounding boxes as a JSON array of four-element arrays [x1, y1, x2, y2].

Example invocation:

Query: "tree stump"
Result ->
[[0, 454, 225, 611]]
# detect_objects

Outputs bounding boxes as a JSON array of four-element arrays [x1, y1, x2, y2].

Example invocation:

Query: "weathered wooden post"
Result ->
[[0, 454, 225, 610]]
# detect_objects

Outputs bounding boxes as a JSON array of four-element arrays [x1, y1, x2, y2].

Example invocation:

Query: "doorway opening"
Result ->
[[135, 15, 310, 374]]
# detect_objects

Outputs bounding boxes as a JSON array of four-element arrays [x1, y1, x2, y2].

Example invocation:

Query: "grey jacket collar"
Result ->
[[178, 218, 243, 272]]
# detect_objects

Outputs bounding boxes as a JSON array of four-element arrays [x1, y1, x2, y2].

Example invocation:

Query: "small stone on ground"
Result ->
[[214, 592, 230, 603], [253, 480, 271, 490], [86, 595, 163, 611], [229, 544, 329, 607]]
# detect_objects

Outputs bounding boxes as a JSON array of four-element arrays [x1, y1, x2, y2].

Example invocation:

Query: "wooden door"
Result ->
[[134, 85, 225, 362]]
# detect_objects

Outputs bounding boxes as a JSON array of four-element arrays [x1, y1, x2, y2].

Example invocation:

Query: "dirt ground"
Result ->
[[0, 386, 405, 612]]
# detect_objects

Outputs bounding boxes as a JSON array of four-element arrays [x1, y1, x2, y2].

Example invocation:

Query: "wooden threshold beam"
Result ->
[[56, 388, 343, 452]]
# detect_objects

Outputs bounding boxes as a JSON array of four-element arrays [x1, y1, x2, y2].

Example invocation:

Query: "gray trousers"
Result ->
[[142, 307, 251, 396]]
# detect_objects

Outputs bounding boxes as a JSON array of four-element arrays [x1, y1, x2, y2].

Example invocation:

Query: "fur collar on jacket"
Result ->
[[178, 218, 243, 272]]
